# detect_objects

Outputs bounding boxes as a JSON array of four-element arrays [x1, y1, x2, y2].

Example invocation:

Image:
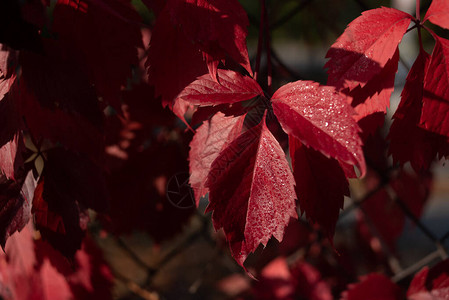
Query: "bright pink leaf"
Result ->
[[167, 0, 252, 78], [424, 0, 449, 30], [420, 35, 449, 138], [40, 259, 73, 300], [289, 136, 349, 240], [0, 45, 17, 101], [178, 70, 263, 106], [0, 133, 23, 181], [206, 117, 297, 266], [341, 273, 402, 300], [389, 50, 441, 171], [53, 0, 142, 110], [408, 259, 449, 300], [146, 8, 207, 107], [0, 171, 35, 248], [271, 80, 366, 176], [189, 112, 245, 205], [325, 7, 411, 91]]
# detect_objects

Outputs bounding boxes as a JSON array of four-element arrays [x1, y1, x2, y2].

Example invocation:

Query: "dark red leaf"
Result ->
[[424, 0, 449, 30], [166, 0, 252, 78], [189, 112, 245, 205], [325, 7, 411, 91], [289, 136, 349, 241], [53, 0, 142, 110], [388, 49, 442, 171], [15, 43, 104, 161], [206, 116, 297, 266], [146, 8, 207, 107], [271, 80, 366, 176], [341, 273, 402, 300], [420, 35, 449, 138], [177, 70, 263, 106], [32, 148, 106, 257]]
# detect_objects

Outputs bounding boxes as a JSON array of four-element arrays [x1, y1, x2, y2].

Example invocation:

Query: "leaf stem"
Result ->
[[263, 0, 272, 94], [416, 0, 420, 22], [254, 0, 265, 81]]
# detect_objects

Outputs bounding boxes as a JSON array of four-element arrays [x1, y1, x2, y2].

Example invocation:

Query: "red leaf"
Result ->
[[408, 259, 449, 300], [146, 8, 207, 107], [167, 0, 252, 78], [189, 112, 245, 205], [341, 273, 402, 300], [350, 48, 399, 121], [420, 35, 449, 138], [289, 136, 349, 240], [0, 171, 35, 248], [388, 49, 438, 171], [325, 7, 411, 91], [178, 70, 263, 106], [53, 0, 142, 109], [206, 116, 297, 266], [424, 0, 449, 30], [271, 80, 366, 176]]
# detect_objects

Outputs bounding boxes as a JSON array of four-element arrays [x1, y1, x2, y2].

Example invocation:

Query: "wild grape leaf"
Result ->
[[0, 45, 17, 101], [360, 170, 431, 251], [146, 8, 207, 107], [420, 35, 449, 138], [189, 112, 245, 205], [177, 70, 263, 106], [424, 0, 449, 30], [0, 133, 24, 181], [341, 273, 402, 300], [35, 237, 113, 299], [389, 50, 441, 171], [53, 0, 142, 110], [349, 48, 399, 121], [0, 170, 36, 249], [32, 148, 107, 257], [166, 0, 252, 78], [271, 80, 366, 176], [0, 221, 73, 300], [15, 43, 104, 161], [289, 136, 349, 241], [326, 7, 411, 91], [206, 116, 297, 266], [407, 259, 449, 300]]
